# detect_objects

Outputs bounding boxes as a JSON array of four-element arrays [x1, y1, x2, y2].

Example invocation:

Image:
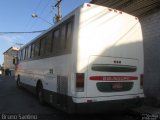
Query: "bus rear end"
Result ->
[[87, 56, 143, 99], [71, 3, 144, 113]]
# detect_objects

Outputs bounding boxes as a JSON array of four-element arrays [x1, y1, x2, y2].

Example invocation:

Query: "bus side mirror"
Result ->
[[13, 57, 18, 65]]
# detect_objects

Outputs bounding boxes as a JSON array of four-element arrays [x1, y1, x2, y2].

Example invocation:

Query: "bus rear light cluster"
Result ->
[[140, 74, 144, 89], [76, 73, 84, 92]]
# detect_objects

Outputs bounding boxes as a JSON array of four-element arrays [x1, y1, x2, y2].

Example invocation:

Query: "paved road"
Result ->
[[0, 76, 137, 120], [0, 76, 61, 120]]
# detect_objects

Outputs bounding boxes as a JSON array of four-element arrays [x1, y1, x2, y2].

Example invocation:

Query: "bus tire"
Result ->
[[37, 82, 45, 105], [17, 76, 22, 89]]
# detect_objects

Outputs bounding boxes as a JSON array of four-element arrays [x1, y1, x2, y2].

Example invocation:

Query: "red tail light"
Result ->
[[76, 73, 84, 92], [140, 74, 143, 88]]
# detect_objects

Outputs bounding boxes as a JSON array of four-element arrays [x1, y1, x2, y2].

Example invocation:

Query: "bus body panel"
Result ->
[[74, 3, 144, 101], [17, 54, 72, 93]]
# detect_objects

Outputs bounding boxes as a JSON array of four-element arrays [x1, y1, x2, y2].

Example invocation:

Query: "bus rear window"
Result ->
[[92, 64, 137, 72]]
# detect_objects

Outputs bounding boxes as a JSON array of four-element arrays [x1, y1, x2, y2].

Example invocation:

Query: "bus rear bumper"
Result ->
[[71, 96, 144, 113]]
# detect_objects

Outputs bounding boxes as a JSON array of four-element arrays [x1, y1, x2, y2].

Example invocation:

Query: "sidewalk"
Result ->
[[133, 105, 160, 114], [130, 100, 160, 120]]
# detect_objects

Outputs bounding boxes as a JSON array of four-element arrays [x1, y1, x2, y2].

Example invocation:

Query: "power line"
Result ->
[[32, 13, 53, 25], [23, 0, 46, 43], [24, 0, 43, 31], [39, 0, 51, 16], [54, 0, 62, 7], [32, 0, 52, 31], [0, 30, 46, 34]]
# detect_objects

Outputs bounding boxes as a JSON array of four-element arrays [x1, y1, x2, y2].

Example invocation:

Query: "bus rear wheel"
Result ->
[[37, 83, 45, 105]]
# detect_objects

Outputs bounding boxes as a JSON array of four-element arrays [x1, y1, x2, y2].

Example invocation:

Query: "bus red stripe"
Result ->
[[89, 76, 138, 81]]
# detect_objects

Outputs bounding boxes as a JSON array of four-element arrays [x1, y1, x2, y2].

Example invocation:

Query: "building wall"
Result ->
[[4, 54, 13, 69], [3, 48, 18, 76], [140, 9, 160, 100]]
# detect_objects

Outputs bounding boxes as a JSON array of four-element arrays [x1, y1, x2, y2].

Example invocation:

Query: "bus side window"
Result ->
[[20, 50, 23, 61], [25, 47, 28, 60], [52, 31, 55, 53], [34, 40, 40, 57], [28, 45, 31, 59], [60, 25, 66, 50], [45, 34, 52, 55], [19, 50, 22, 61], [31, 43, 35, 59], [21, 49, 25, 61], [65, 21, 72, 50], [40, 37, 46, 56], [53, 29, 60, 52], [18, 52, 20, 62]]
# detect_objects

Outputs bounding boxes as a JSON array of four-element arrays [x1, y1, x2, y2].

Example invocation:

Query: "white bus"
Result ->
[[14, 3, 144, 113]]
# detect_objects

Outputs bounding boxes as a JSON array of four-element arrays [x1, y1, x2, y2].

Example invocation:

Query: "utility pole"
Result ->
[[54, 0, 62, 23]]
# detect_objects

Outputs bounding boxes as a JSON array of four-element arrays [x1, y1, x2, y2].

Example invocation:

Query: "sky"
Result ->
[[0, 0, 91, 65]]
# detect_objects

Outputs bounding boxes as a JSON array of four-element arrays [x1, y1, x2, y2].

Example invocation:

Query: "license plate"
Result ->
[[112, 83, 123, 89]]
